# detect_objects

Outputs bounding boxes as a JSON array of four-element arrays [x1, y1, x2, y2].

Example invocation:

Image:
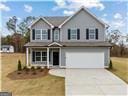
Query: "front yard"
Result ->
[[109, 57, 128, 83], [1, 53, 65, 96]]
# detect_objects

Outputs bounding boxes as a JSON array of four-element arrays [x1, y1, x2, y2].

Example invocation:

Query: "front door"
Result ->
[[53, 52, 59, 66]]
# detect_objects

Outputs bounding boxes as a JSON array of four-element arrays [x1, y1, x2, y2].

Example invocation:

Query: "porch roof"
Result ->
[[24, 42, 112, 47]]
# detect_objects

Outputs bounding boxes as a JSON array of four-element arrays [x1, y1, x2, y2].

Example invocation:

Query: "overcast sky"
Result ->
[[0, 0, 127, 36]]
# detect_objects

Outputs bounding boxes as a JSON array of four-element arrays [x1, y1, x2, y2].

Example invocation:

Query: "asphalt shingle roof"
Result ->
[[43, 16, 69, 26]]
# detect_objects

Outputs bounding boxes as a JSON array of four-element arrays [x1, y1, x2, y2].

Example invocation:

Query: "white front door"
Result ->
[[66, 51, 104, 68]]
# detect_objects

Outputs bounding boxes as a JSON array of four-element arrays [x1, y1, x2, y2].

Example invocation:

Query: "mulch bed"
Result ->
[[7, 69, 50, 80]]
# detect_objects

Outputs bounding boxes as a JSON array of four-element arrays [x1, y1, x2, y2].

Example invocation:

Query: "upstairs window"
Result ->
[[42, 30, 48, 40], [86, 28, 98, 40], [35, 29, 48, 40], [70, 29, 77, 40], [53, 29, 59, 41], [89, 29, 95, 40], [35, 29, 41, 40]]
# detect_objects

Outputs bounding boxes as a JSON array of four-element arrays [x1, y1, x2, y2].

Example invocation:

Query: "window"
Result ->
[[35, 51, 47, 62], [42, 52, 47, 61], [35, 29, 48, 40], [70, 29, 77, 40], [54, 29, 59, 41], [42, 30, 48, 40], [89, 29, 95, 40], [35, 29, 41, 40], [35, 52, 41, 61]]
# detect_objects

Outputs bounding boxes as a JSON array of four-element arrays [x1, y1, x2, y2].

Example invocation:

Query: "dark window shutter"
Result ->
[[86, 29, 89, 40], [68, 29, 70, 40], [32, 29, 35, 40], [48, 29, 50, 40], [95, 28, 98, 39], [77, 29, 80, 40], [32, 51, 35, 62]]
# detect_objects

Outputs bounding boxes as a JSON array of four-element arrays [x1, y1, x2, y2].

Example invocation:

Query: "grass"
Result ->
[[1, 53, 65, 96], [109, 57, 128, 84]]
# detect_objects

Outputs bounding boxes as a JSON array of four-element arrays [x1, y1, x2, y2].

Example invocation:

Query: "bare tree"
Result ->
[[107, 30, 121, 44]]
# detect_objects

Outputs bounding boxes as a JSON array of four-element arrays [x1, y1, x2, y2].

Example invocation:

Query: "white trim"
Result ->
[[48, 42, 62, 46], [29, 17, 54, 28], [59, 6, 107, 28], [26, 47, 29, 66], [47, 48, 49, 68]]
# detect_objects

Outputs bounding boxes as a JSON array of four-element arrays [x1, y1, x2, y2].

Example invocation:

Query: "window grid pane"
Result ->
[[42, 30, 48, 40], [89, 29, 95, 39], [71, 29, 77, 40], [35, 30, 41, 40]]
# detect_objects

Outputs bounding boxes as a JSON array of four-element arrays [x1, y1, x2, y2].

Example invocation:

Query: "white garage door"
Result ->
[[66, 51, 104, 68]]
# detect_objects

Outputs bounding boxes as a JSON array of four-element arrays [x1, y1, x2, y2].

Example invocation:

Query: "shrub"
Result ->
[[17, 60, 22, 71], [23, 66, 27, 70], [37, 66, 41, 70], [23, 66, 29, 74], [109, 60, 113, 69], [44, 66, 48, 69], [31, 66, 36, 75], [40, 68, 44, 72]]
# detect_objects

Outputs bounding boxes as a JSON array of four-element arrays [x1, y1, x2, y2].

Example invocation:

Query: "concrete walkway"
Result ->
[[49, 69, 66, 77], [49, 69, 128, 96]]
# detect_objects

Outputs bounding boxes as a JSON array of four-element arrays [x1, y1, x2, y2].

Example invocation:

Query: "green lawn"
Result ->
[[109, 57, 128, 84], [1, 53, 65, 96]]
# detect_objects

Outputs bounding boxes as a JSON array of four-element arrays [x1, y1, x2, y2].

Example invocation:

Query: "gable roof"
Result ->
[[29, 6, 108, 28], [29, 16, 69, 28], [44, 16, 69, 27], [28, 17, 54, 28], [48, 42, 62, 46], [59, 6, 107, 28]]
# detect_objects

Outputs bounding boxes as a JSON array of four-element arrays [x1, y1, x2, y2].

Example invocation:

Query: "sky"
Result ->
[[0, 0, 128, 36]]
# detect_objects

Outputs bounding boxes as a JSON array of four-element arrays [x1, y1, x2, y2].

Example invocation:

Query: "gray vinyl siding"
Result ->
[[60, 9, 105, 42], [31, 19, 52, 42], [61, 47, 110, 67]]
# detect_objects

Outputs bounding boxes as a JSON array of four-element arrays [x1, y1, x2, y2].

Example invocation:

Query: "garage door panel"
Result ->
[[66, 51, 104, 68]]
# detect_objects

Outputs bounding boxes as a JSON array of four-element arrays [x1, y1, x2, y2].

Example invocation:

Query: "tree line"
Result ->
[[1, 16, 36, 52], [1, 16, 128, 57]]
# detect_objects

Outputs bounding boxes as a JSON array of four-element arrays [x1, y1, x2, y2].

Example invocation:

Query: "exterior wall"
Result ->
[[60, 9, 105, 42], [61, 47, 110, 67], [31, 19, 52, 42]]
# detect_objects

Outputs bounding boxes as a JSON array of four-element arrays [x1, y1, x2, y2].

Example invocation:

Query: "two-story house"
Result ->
[[24, 7, 111, 68]]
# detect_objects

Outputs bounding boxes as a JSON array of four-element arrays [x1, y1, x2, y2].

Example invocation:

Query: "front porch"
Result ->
[[26, 47, 62, 68]]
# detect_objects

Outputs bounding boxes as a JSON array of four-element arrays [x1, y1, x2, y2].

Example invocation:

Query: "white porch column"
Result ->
[[26, 47, 29, 66], [47, 48, 49, 68]]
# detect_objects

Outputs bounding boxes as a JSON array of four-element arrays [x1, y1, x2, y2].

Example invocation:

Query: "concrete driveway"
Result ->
[[50, 69, 127, 96]]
